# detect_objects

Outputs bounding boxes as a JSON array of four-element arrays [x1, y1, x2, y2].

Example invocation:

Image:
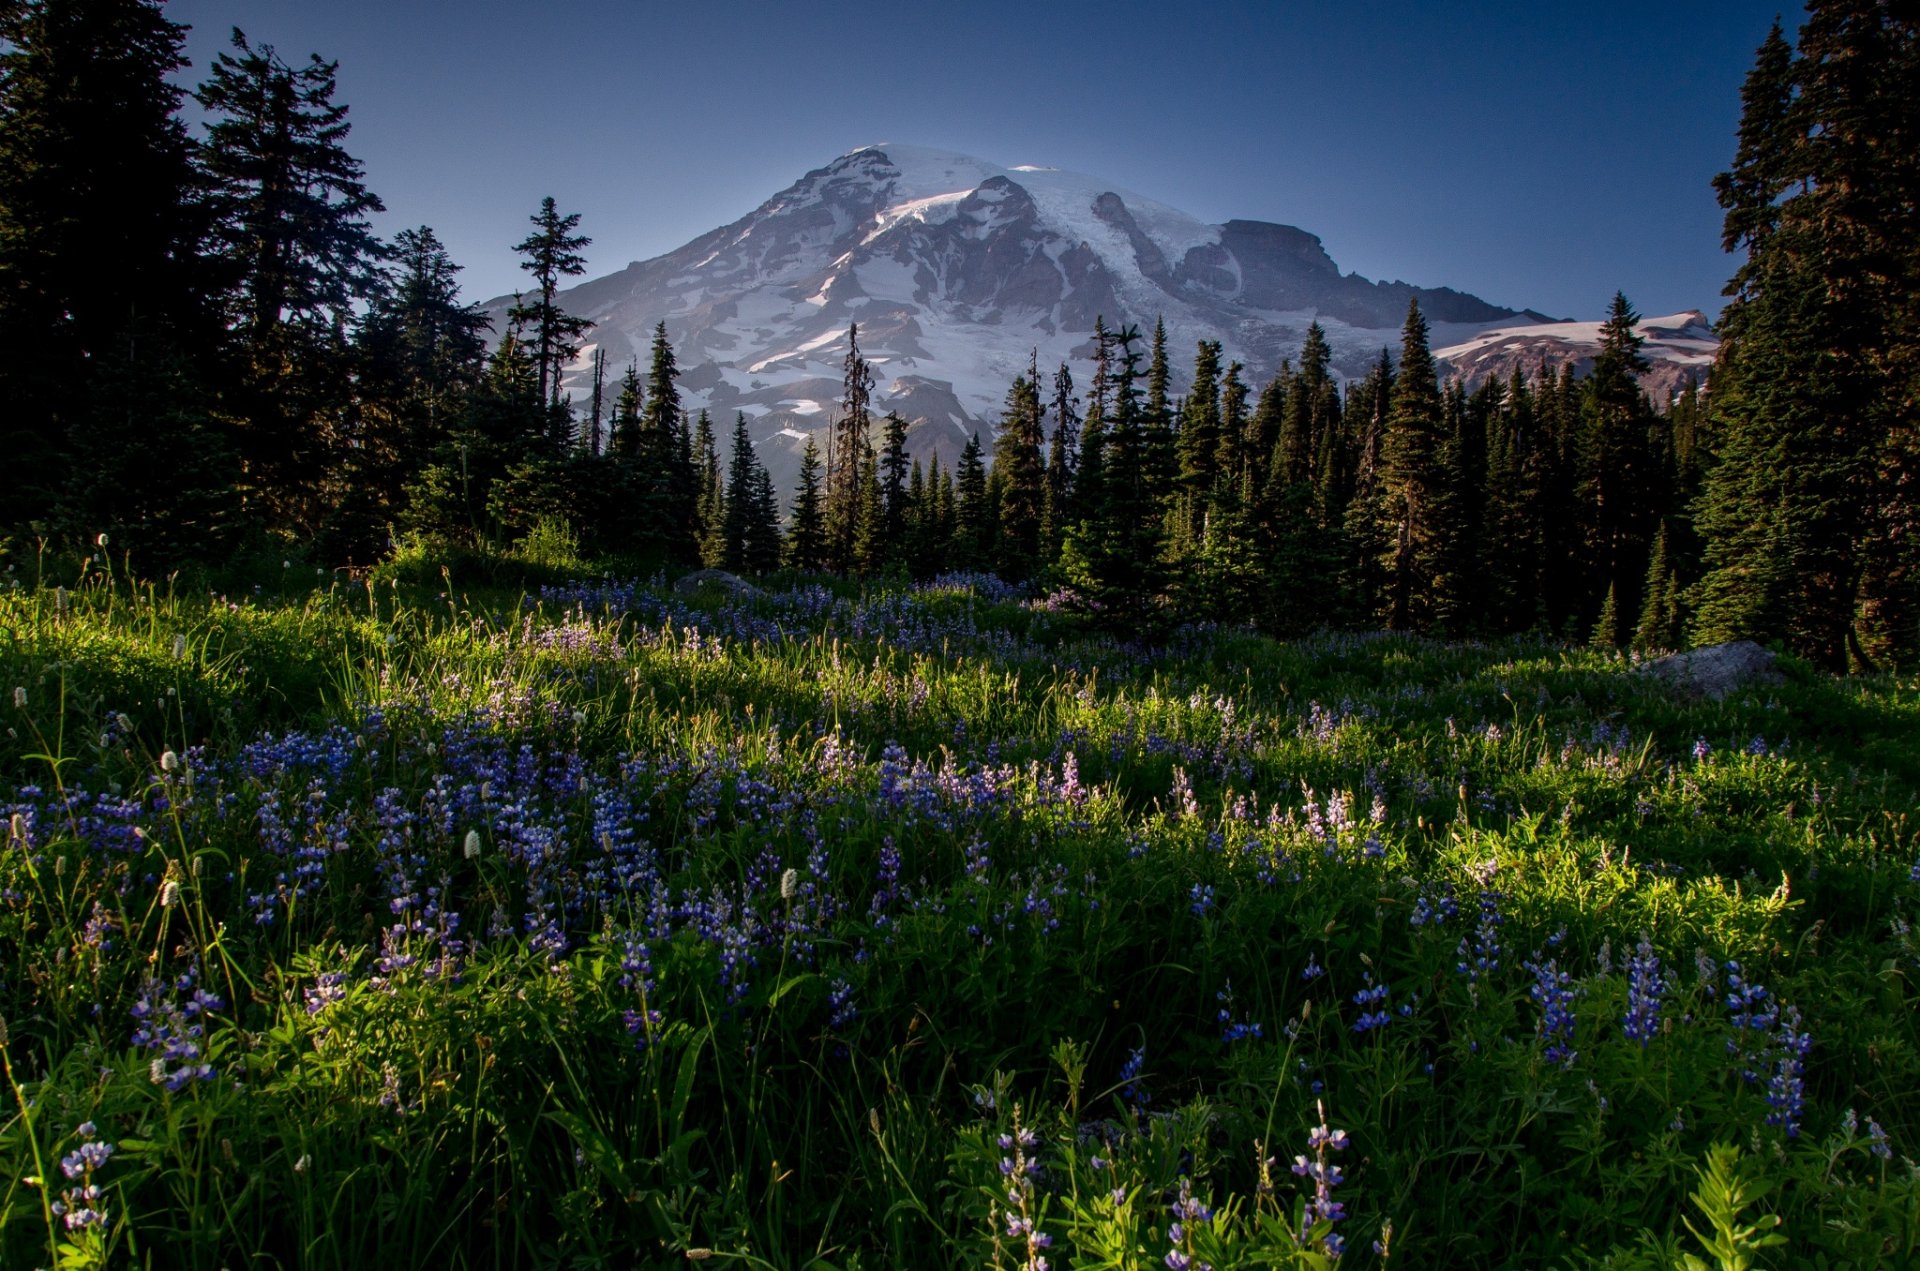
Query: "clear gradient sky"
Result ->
[[163, 0, 1783, 322]]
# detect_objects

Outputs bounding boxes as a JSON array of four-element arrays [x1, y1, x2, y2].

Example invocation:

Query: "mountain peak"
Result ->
[[489, 145, 1711, 498]]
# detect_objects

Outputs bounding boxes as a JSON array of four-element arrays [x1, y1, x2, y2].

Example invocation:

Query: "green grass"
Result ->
[[1, 556, 1916, 1268]]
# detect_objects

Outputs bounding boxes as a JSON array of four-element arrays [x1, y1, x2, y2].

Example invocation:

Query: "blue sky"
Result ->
[[165, 0, 1782, 321]]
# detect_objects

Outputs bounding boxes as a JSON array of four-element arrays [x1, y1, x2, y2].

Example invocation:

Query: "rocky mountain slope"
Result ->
[[490, 145, 1713, 489]]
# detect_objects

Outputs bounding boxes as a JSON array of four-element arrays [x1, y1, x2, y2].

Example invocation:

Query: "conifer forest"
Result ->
[[1, 2, 1918, 1268]]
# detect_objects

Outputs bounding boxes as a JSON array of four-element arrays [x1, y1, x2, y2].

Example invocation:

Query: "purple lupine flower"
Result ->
[[1350, 975, 1391, 1034], [1119, 1046, 1150, 1112], [1526, 957, 1579, 1068], [1165, 1176, 1214, 1271], [1765, 1006, 1812, 1138], [54, 1122, 114, 1232], [1217, 981, 1263, 1044], [1291, 1102, 1350, 1257], [1622, 934, 1668, 1047]]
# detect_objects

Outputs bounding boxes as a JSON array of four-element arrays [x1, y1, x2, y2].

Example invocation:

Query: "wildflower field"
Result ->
[[2, 555, 1917, 1269]]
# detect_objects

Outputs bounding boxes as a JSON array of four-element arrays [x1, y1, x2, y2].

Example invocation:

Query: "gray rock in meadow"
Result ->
[[674, 568, 759, 599], [1640, 640, 1781, 701]]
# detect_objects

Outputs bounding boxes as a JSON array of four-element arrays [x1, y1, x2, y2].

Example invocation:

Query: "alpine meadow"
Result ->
[[2, 2, 1919, 1268]]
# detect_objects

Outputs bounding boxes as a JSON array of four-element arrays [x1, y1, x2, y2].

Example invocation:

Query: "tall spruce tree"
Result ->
[[991, 363, 1046, 579], [196, 28, 386, 534], [509, 197, 592, 416], [1691, 9, 1918, 668], [1379, 300, 1448, 632], [787, 436, 827, 572], [0, 0, 232, 552], [824, 322, 874, 571]]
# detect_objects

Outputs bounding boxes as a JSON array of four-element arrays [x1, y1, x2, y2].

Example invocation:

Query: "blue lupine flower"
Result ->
[[1350, 975, 1391, 1033], [1526, 957, 1579, 1068], [1622, 934, 1668, 1047]]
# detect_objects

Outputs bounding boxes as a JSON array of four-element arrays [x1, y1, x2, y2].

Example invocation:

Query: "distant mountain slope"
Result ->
[[1433, 310, 1716, 402], [486, 145, 1712, 490]]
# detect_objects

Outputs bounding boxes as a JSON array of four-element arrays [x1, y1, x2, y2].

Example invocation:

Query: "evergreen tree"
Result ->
[[787, 436, 827, 571], [1176, 340, 1223, 543], [1691, 9, 1918, 668], [0, 0, 232, 552], [1379, 300, 1449, 631], [954, 433, 988, 565], [508, 197, 592, 415], [991, 362, 1046, 579], [744, 462, 783, 576], [1041, 361, 1081, 564], [196, 28, 386, 533], [721, 413, 758, 571], [824, 323, 874, 571], [1578, 293, 1660, 634], [698, 411, 727, 567], [1633, 521, 1682, 650], [878, 410, 911, 562], [639, 324, 699, 565]]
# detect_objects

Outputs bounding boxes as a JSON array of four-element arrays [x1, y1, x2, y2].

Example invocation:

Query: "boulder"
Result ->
[[1639, 640, 1781, 701], [673, 568, 759, 599]]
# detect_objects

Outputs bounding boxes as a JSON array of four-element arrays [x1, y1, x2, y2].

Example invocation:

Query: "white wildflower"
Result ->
[[780, 868, 800, 901], [160, 750, 179, 773], [159, 880, 181, 908], [464, 830, 481, 860]]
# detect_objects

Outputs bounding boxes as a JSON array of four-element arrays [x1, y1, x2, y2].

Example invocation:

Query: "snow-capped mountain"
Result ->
[[1434, 310, 1716, 403], [492, 144, 1713, 488]]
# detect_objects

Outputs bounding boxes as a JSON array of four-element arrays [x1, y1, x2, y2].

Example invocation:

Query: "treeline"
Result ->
[[1, 1, 1913, 669]]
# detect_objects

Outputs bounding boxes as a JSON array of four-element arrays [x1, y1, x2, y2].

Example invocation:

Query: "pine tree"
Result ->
[[991, 363, 1046, 579], [1690, 9, 1918, 669], [878, 410, 911, 562], [1379, 299, 1449, 631], [1590, 582, 1622, 650], [824, 323, 874, 571], [196, 28, 387, 533], [1633, 521, 1681, 650], [1041, 361, 1081, 565], [954, 433, 988, 565], [1176, 340, 1223, 542], [638, 324, 699, 566], [745, 461, 782, 575], [787, 436, 827, 572], [1578, 293, 1660, 634], [721, 413, 758, 571], [0, 0, 231, 550], [509, 197, 592, 415], [698, 411, 727, 567]]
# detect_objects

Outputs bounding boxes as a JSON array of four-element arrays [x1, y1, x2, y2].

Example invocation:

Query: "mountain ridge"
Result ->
[[483, 145, 1711, 491]]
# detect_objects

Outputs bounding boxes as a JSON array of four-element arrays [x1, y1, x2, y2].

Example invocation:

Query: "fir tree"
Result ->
[[824, 323, 874, 571], [1379, 300, 1449, 632], [0, 0, 230, 551], [954, 433, 988, 565], [1176, 339, 1223, 543], [1041, 361, 1081, 564], [991, 362, 1046, 579], [698, 411, 727, 567], [196, 28, 387, 533], [878, 410, 911, 561], [722, 413, 758, 571], [509, 197, 592, 415], [787, 436, 827, 572]]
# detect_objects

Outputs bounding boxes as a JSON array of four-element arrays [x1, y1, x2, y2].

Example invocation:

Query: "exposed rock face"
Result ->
[[1639, 640, 1781, 701], [673, 568, 759, 598], [485, 144, 1713, 499]]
